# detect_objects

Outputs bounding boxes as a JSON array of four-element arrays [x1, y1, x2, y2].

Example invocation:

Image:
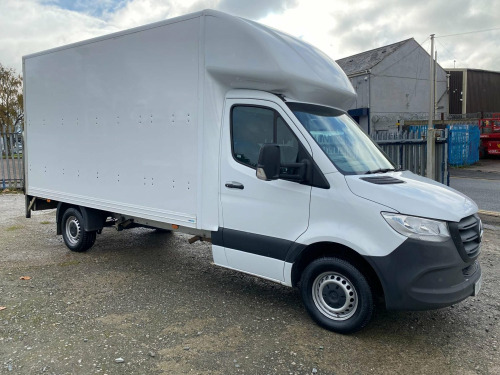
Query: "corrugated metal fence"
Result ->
[[447, 125, 480, 166], [372, 130, 449, 185], [1, 133, 24, 190], [407, 123, 480, 166]]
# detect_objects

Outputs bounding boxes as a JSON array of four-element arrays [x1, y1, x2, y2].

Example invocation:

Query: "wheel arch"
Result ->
[[56, 203, 107, 235], [290, 241, 384, 301], [56, 202, 75, 235]]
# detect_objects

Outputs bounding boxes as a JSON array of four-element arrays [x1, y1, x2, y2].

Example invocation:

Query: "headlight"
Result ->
[[381, 212, 450, 242]]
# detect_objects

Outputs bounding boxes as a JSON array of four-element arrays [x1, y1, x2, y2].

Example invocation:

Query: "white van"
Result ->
[[23, 10, 482, 333]]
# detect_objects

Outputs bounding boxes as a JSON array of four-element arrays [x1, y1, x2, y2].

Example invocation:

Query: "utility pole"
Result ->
[[434, 50, 438, 113], [426, 34, 436, 180]]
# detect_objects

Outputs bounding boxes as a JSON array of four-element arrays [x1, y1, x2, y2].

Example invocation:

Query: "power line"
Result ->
[[436, 39, 458, 65], [436, 27, 500, 38]]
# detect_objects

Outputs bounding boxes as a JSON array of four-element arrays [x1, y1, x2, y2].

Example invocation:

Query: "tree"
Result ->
[[0, 63, 24, 136]]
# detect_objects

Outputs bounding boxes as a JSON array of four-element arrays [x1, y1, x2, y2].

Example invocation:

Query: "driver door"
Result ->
[[218, 98, 312, 282]]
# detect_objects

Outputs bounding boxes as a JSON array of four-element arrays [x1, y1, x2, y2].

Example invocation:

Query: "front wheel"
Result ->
[[61, 208, 96, 252], [300, 257, 374, 334]]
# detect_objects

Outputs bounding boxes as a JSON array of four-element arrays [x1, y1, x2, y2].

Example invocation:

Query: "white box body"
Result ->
[[23, 10, 355, 231]]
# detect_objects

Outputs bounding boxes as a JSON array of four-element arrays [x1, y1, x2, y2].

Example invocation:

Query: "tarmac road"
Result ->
[[1, 193, 500, 375], [450, 176, 500, 213], [449, 159, 500, 214]]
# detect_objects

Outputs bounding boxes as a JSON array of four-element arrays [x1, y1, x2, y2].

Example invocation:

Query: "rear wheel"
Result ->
[[61, 208, 96, 252], [300, 257, 374, 334]]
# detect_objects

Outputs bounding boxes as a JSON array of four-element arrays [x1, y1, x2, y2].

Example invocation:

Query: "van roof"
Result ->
[[24, 9, 356, 110]]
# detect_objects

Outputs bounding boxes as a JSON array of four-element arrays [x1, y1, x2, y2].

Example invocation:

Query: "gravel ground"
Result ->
[[1, 193, 499, 375]]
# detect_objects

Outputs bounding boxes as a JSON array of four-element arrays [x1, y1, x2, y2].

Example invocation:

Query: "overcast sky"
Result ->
[[1, 0, 499, 75]]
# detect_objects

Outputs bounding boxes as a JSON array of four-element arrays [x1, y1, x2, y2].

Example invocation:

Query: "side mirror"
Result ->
[[256, 144, 280, 181]]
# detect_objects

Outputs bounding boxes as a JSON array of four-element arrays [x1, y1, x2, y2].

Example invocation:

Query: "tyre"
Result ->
[[61, 208, 97, 252], [300, 257, 374, 334]]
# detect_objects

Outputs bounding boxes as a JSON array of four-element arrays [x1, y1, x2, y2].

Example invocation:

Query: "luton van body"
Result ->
[[23, 10, 482, 333]]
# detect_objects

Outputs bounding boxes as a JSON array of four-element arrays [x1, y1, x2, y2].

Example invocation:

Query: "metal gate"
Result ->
[[372, 130, 449, 185], [1, 133, 24, 190]]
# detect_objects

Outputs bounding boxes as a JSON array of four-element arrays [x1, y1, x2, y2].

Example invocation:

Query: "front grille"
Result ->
[[454, 214, 482, 259]]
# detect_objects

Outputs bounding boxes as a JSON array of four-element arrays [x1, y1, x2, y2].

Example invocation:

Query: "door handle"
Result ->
[[225, 181, 244, 190]]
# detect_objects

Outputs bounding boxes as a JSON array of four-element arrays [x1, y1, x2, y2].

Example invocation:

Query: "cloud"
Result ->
[[106, 0, 298, 30], [325, 0, 500, 70], [217, 0, 298, 19], [258, 0, 500, 71], [0, 0, 116, 72], [105, 0, 175, 29], [40, 0, 128, 17]]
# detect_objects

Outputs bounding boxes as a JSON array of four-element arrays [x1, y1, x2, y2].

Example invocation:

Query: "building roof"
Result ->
[[336, 38, 413, 76], [446, 67, 500, 75]]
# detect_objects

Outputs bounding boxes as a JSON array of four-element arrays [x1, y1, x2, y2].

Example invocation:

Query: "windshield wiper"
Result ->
[[363, 168, 395, 175]]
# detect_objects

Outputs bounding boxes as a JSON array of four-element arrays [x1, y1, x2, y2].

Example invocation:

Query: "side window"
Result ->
[[231, 105, 316, 183], [232, 106, 274, 168]]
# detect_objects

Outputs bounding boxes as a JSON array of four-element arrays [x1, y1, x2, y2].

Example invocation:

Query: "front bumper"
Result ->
[[365, 237, 481, 310]]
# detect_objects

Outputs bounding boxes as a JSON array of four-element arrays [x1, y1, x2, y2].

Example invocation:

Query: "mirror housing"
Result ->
[[256, 144, 280, 181]]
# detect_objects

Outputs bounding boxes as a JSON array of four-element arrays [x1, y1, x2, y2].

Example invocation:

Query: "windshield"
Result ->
[[287, 103, 395, 175]]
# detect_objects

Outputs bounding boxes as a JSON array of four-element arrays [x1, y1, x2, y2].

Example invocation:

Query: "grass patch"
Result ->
[[2, 154, 22, 159], [40, 221, 51, 225], [0, 189, 23, 194], [6, 225, 23, 231]]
